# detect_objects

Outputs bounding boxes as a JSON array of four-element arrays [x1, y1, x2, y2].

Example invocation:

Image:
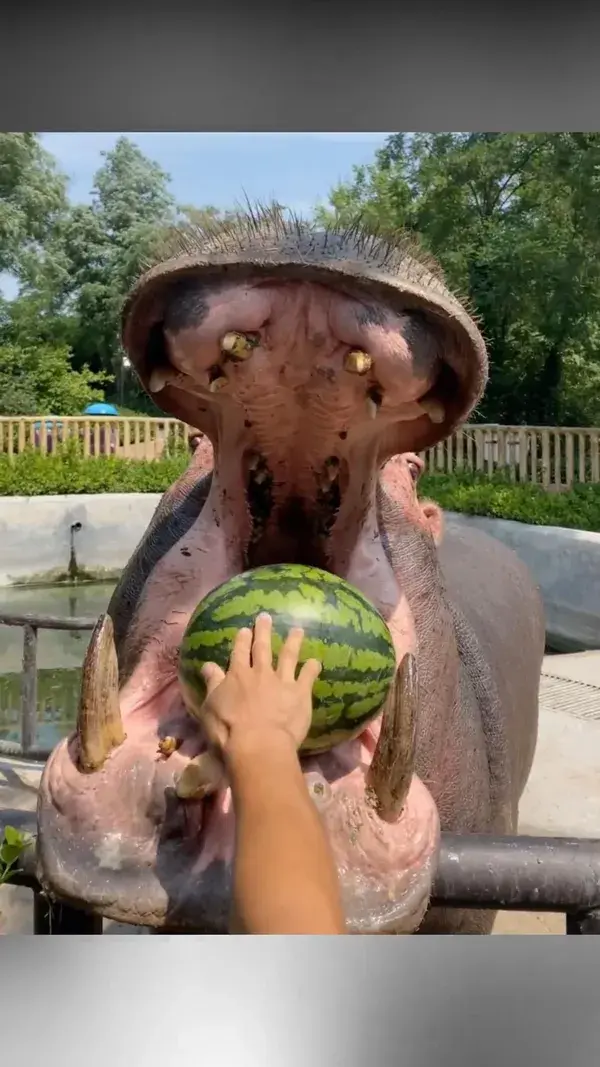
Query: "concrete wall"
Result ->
[[0, 494, 162, 587], [0, 494, 599, 652], [445, 511, 600, 653]]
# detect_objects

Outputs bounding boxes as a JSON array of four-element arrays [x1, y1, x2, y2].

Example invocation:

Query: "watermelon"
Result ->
[[178, 563, 397, 755]]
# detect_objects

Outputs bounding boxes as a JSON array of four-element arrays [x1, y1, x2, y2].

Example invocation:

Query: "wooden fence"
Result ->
[[1, 416, 599, 488], [0, 415, 194, 462]]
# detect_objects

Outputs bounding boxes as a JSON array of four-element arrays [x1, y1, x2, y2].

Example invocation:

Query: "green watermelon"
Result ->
[[178, 563, 397, 755]]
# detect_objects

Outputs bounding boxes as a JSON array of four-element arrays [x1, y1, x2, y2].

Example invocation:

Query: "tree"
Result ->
[[318, 133, 600, 426], [59, 138, 177, 380], [0, 343, 108, 416], [0, 133, 68, 277]]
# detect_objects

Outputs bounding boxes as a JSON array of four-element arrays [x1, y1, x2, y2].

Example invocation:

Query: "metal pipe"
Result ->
[[20, 623, 38, 755], [0, 613, 96, 631], [431, 833, 600, 912], [4, 821, 600, 929], [33, 892, 103, 935]]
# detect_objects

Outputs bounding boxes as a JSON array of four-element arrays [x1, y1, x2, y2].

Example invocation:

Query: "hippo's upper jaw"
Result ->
[[37, 208, 487, 933]]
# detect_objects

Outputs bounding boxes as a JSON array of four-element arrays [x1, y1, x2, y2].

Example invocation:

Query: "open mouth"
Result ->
[[37, 211, 487, 933]]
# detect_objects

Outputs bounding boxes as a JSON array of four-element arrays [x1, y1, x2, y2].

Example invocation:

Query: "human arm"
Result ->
[[200, 613, 346, 935]]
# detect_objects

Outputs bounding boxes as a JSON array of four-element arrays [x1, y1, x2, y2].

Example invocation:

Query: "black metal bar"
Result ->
[[20, 623, 38, 756], [0, 613, 96, 631], [0, 740, 52, 760], [33, 891, 103, 935], [3, 816, 600, 928], [431, 833, 600, 912], [566, 909, 600, 935]]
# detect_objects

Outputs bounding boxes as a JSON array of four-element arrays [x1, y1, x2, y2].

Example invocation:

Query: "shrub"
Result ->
[[0, 442, 188, 496], [1, 449, 599, 532], [0, 343, 110, 416], [420, 470, 600, 532]]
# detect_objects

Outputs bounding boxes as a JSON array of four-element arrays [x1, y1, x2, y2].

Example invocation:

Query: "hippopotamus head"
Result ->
[[37, 207, 488, 933]]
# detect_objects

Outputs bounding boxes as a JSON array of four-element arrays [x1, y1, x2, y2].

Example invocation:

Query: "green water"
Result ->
[[0, 582, 116, 751]]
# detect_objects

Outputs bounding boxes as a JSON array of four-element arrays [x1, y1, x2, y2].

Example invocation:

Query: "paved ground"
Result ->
[[2, 651, 600, 935]]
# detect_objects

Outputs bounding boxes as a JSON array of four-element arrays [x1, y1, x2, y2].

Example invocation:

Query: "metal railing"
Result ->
[[0, 612, 96, 760], [1, 615, 600, 935], [2, 819, 599, 934], [1, 416, 600, 488]]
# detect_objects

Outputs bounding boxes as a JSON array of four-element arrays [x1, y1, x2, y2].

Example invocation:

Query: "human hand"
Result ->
[[199, 613, 322, 767]]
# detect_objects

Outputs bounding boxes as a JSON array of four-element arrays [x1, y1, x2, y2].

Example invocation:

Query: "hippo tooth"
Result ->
[[76, 614, 126, 774], [420, 398, 445, 424], [175, 752, 225, 800], [221, 331, 260, 361], [149, 369, 171, 393], [366, 396, 379, 419], [344, 349, 373, 375], [209, 375, 228, 393], [366, 652, 417, 823]]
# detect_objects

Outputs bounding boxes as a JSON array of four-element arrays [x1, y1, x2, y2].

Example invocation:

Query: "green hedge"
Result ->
[[420, 471, 600, 532], [1, 449, 600, 532]]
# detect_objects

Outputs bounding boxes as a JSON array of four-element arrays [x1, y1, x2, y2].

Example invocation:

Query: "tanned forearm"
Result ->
[[227, 734, 346, 935]]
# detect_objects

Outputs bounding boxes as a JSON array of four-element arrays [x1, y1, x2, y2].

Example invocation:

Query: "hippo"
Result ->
[[36, 206, 545, 934]]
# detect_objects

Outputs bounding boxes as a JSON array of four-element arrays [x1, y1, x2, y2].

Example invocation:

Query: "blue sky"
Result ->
[[1, 132, 391, 299]]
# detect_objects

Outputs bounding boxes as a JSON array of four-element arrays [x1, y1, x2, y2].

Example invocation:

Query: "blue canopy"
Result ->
[[83, 403, 118, 416]]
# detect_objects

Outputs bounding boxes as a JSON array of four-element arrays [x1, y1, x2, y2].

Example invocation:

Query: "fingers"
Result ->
[[200, 661, 226, 694], [251, 612, 274, 671], [298, 658, 322, 691], [276, 626, 305, 681], [229, 626, 253, 670]]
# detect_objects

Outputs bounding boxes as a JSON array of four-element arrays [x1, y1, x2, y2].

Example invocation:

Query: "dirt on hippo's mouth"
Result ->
[[36, 614, 441, 934]]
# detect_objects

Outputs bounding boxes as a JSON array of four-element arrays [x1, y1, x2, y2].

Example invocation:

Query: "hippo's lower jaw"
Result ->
[[37, 654, 440, 933]]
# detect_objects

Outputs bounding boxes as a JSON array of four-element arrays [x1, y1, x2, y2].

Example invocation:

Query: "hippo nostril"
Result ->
[[220, 331, 260, 361], [344, 349, 373, 376]]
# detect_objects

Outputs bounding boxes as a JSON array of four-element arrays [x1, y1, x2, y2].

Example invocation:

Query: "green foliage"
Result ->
[[420, 471, 600, 531], [0, 441, 188, 495], [0, 133, 68, 277], [1, 447, 599, 531], [318, 133, 600, 427], [1, 136, 178, 398], [0, 826, 33, 886], [0, 343, 109, 416]]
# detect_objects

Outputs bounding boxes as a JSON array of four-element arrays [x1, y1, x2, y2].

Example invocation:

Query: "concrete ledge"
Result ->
[[0, 494, 163, 587], [445, 511, 600, 652], [1, 495, 599, 653]]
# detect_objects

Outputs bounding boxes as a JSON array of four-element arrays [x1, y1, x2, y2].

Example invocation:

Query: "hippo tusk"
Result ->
[[77, 614, 126, 773], [175, 751, 226, 800], [366, 652, 417, 822], [419, 398, 445, 424]]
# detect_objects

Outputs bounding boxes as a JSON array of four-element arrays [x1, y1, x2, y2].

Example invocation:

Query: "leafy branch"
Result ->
[[0, 826, 33, 887]]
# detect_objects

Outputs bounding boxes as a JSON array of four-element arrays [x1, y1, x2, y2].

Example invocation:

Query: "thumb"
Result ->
[[201, 661, 226, 695]]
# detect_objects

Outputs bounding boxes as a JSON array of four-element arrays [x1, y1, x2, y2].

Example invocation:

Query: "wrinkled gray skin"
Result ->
[[36, 209, 545, 934]]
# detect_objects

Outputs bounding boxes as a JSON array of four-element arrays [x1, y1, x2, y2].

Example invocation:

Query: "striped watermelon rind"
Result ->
[[178, 563, 396, 755]]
